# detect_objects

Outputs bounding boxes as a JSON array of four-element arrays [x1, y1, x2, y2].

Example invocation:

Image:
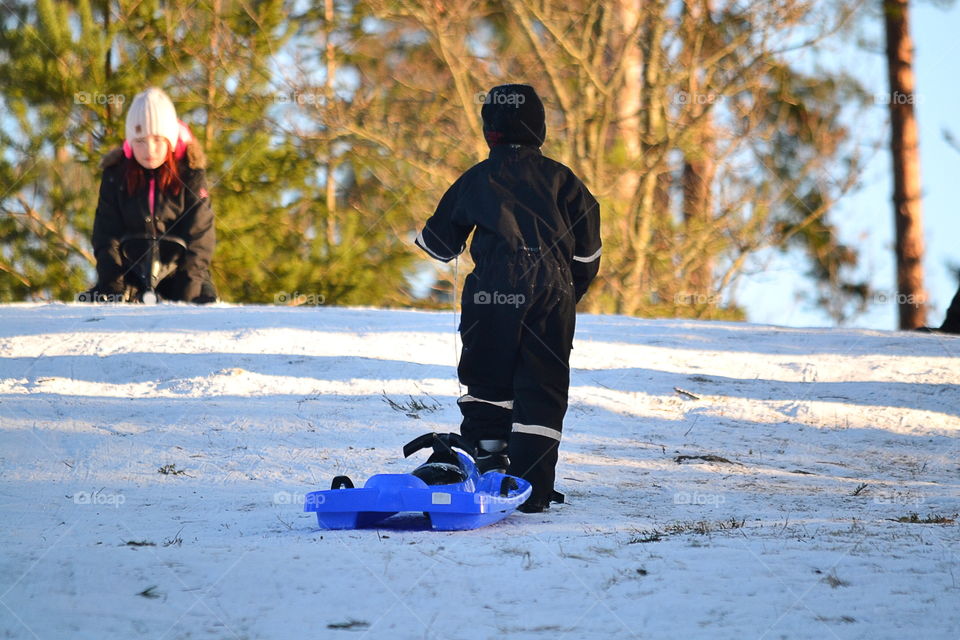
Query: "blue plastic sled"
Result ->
[[304, 433, 532, 531]]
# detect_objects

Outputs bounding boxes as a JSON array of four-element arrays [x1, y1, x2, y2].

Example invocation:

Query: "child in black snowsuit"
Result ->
[[933, 284, 960, 334], [415, 84, 601, 512]]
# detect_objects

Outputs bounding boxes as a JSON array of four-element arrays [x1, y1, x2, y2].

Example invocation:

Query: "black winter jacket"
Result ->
[[92, 143, 215, 301], [416, 145, 600, 301]]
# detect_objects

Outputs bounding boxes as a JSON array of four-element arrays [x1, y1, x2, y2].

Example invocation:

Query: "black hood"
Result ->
[[481, 84, 545, 148]]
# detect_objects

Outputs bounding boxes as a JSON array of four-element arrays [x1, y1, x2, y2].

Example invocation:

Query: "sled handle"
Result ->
[[402, 432, 476, 460], [331, 476, 354, 490]]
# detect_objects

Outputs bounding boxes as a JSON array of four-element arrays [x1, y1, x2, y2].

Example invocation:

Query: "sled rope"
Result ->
[[453, 256, 462, 395]]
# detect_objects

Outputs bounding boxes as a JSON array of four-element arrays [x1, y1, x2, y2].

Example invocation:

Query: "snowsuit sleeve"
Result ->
[[563, 174, 601, 302], [177, 168, 216, 301], [415, 177, 473, 263], [91, 167, 126, 294]]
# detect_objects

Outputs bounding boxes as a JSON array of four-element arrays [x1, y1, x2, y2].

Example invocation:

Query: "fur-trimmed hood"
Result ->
[[100, 140, 206, 171]]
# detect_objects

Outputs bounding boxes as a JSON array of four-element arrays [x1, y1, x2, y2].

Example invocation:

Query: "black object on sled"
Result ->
[[120, 234, 187, 304]]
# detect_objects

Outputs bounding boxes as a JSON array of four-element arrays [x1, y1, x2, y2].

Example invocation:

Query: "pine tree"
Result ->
[[0, 0, 113, 300], [1, 0, 427, 306]]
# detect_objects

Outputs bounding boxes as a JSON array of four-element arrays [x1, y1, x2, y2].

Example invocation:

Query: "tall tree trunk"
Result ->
[[205, 0, 221, 153], [103, 0, 113, 122], [884, 0, 926, 329], [681, 0, 715, 303], [625, 0, 667, 316], [325, 0, 337, 249], [615, 0, 642, 205], [682, 150, 714, 292]]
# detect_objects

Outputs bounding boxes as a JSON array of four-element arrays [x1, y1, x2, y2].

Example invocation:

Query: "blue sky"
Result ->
[[738, 1, 960, 330]]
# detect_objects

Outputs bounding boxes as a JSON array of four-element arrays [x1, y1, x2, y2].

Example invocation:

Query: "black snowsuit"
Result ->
[[415, 84, 601, 508], [941, 283, 960, 333], [92, 142, 216, 302]]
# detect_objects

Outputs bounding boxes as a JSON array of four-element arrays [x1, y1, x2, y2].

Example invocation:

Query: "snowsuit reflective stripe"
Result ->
[[416, 144, 600, 503]]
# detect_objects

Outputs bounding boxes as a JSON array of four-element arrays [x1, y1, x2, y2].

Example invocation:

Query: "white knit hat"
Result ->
[[125, 88, 179, 150]]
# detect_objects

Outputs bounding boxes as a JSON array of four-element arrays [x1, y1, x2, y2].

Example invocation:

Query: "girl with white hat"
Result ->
[[89, 87, 217, 303]]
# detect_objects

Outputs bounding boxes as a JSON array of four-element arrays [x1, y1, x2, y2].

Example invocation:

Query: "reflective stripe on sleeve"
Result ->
[[415, 229, 452, 261], [573, 247, 601, 263]]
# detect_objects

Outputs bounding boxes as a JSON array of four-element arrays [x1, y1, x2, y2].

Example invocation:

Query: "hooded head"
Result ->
[[125, 88, 180, 168], [481, 84, 545, 148]]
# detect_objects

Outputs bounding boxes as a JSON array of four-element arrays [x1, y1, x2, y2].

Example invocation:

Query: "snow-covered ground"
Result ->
[[0, 303, 957, 639]]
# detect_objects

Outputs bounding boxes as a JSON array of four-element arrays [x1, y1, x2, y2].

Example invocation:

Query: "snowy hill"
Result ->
[[0, 303, 958, 639]]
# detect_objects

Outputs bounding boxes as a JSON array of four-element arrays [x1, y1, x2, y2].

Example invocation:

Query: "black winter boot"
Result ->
[[517, 490, 565, 513], [475, 439, 509, 473]]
